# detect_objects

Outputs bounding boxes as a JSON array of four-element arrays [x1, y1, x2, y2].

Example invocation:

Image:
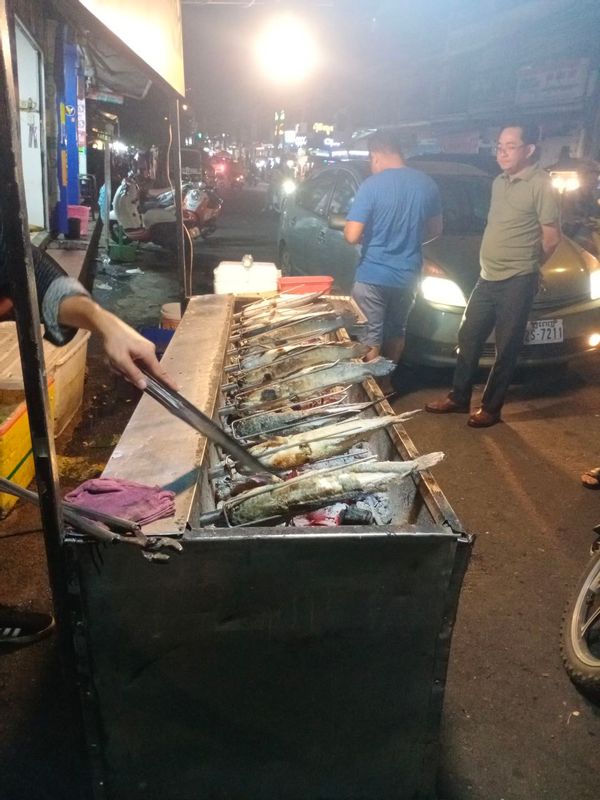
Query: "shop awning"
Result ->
[[83, 36, 151, 100], [67, 0, 185, 98]]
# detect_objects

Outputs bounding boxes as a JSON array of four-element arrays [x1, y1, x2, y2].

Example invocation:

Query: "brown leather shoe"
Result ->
[[425, 396, 469, 414], [467, 408, 501, 428]]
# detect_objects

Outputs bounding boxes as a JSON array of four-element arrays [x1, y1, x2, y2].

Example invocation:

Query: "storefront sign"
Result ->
[[313, 122, 335, 135], [86, 90, 124, 105], [516, 59, 591, 107]]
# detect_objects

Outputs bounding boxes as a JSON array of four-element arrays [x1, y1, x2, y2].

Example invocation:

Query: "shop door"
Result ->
[[15, 22, 46, 229]]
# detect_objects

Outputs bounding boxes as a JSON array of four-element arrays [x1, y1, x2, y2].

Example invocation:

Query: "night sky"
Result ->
[[180, 0, 452, 138]]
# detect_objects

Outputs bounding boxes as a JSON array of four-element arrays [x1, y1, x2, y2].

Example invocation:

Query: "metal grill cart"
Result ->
[[65, 295, 472, 800]]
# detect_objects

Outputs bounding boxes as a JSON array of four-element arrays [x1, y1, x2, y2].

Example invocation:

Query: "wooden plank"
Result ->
[[103, 294, 234, 533]]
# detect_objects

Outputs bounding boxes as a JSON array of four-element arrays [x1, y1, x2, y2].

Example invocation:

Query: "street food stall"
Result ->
[[63, 292, 472, 799], [1, 1, 472, 797]]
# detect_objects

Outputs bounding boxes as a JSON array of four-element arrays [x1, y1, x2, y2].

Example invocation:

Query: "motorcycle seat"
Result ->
[[141, 198, 174, 212]]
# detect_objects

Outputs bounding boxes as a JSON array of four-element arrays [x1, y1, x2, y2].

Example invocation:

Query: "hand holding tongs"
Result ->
[[141, 369, 282, 480]]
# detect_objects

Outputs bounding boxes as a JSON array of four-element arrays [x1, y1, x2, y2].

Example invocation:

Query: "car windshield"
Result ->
[[431, 175, 493, 235]]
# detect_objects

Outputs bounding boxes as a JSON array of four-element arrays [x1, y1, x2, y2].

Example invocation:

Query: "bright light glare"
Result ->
[[590, 270, 600, 300], [588, 333, 600, 348], [255, 15, 318, 84], [111, 140, 128, 153], [282, 179, 297, 195], [550, 171, 581, 193], [421, 276, 467, 307]]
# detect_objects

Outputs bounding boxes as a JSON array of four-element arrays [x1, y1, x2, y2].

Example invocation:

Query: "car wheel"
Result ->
[[279, 244, 294, 276]]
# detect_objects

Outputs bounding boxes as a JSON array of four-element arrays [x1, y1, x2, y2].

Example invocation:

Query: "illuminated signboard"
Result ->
[[76, 0, 185, 96], [313, 122, 335, 135]]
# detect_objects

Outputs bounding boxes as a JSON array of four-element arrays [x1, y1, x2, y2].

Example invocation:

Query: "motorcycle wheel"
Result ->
[[560, 548, 600, 699]]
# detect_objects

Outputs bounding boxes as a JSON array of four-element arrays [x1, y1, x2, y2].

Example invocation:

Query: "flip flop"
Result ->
[[581, 467, 600, 489]]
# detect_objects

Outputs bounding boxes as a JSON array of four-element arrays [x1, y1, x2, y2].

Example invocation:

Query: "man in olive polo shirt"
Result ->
[[425, 122, 561, 427]]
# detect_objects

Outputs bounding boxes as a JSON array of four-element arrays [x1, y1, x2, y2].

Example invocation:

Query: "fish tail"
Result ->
[[368, 358, 396, 377], [414, 452, 445, 472], [397, 409, 422, 421]]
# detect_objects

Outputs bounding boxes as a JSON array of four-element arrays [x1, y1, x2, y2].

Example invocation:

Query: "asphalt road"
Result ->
[[201, 187, 600, 799], [1, 184, 598, 799]]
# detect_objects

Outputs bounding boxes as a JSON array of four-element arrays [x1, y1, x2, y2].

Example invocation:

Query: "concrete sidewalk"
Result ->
[[45, 218, 102, 291]]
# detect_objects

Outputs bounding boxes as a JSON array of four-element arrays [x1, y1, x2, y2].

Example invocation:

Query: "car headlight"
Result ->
[[282, 179, 296, 195], [591, 270, 600, 300], [421, 275, 467, 307]]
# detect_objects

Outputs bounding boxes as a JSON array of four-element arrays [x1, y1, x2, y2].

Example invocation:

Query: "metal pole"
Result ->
[[103, 138, 112, 254], [0, 0, 89, 754], [169, 96, 190, 310]]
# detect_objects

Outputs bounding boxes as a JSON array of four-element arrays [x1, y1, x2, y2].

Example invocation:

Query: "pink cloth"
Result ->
[[65, 478, 176, 526]]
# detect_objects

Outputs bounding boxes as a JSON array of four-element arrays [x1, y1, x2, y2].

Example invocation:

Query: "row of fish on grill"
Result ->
[[199, 291, 443, 527]]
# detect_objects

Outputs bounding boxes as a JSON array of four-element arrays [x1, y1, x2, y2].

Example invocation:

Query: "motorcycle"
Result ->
[[561, 529, 600, 699], [182, 182, 223, 238], [111, 175, 204, 250]]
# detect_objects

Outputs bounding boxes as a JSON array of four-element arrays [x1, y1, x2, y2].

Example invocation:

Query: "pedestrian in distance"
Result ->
[[344, 129, 443, 393], [425, 122, 561, 427], [0, 233, 176, 646]]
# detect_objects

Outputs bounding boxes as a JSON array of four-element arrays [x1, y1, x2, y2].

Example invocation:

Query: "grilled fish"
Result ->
[[248, 412, 421, 470], [236, 291, 325, 321], [221, 452, 444, 525], [235, 313, 345, 350], [234, 303, 332, 334], [237, 341, 368, 387], [235, 358, 395, 411], [231, 401, 378, 439]]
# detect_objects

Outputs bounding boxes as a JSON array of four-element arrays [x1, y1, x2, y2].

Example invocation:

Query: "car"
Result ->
[[277, 158, 600, 367]]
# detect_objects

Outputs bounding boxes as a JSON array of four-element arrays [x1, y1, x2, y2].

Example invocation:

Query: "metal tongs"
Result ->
[[141, 370, 282, 480], [0, 476, 183, 562]]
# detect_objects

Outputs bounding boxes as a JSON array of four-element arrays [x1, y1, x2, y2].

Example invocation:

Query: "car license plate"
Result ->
[[523, 319, 563, 345]]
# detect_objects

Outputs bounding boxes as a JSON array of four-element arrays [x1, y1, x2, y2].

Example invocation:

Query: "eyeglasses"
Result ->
[[493, 143, 526, 155]]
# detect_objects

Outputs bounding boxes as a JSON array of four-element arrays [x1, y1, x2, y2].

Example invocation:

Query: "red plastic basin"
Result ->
[[278, 276, 334, 295]]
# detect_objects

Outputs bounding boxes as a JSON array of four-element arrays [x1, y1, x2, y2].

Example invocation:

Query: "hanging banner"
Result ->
[[76, 0, 185, 96]]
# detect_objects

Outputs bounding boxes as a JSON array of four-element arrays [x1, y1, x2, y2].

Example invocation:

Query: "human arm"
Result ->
[[423, 214, 443, 244], [540, 222, 561, 264], [57, 294, 176, 390], [535, 176, 561, 264], [32, 247, 175, 389], [344, 220, 365, 245], [344, 178, 373, 245]]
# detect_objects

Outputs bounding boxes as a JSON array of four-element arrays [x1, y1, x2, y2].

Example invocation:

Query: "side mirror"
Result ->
[[328, 213, 346, 231]]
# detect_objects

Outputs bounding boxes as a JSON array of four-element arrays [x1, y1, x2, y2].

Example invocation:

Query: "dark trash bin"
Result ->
[[66, 216, 81, 239]]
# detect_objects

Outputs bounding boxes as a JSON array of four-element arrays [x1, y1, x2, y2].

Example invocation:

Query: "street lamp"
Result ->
[[254, 14, 318, 85]]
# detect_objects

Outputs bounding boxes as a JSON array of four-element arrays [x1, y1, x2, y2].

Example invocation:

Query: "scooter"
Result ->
[[111, 175, 202, 250], [182, 182, 223, 238], [561, 528, 600, 700]]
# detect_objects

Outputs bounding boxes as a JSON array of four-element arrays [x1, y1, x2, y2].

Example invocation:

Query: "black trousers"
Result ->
[[449, 273, 538, 414]]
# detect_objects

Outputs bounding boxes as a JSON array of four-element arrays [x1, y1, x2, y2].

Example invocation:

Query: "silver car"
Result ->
[[277, 159, 600, 366]]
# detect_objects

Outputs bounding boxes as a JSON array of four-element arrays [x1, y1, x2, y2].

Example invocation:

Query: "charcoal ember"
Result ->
[[341, 506, 374, 525]]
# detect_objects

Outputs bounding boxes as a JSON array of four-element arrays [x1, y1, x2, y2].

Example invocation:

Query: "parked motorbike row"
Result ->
[[110, 174, 223, 251]]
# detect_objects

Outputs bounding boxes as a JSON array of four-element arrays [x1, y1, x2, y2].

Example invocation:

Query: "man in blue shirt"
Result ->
[[344, 130, 443, 383]]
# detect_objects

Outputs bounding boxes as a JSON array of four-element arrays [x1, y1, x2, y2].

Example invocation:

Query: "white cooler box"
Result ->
[[214, 256, 279, 295]]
